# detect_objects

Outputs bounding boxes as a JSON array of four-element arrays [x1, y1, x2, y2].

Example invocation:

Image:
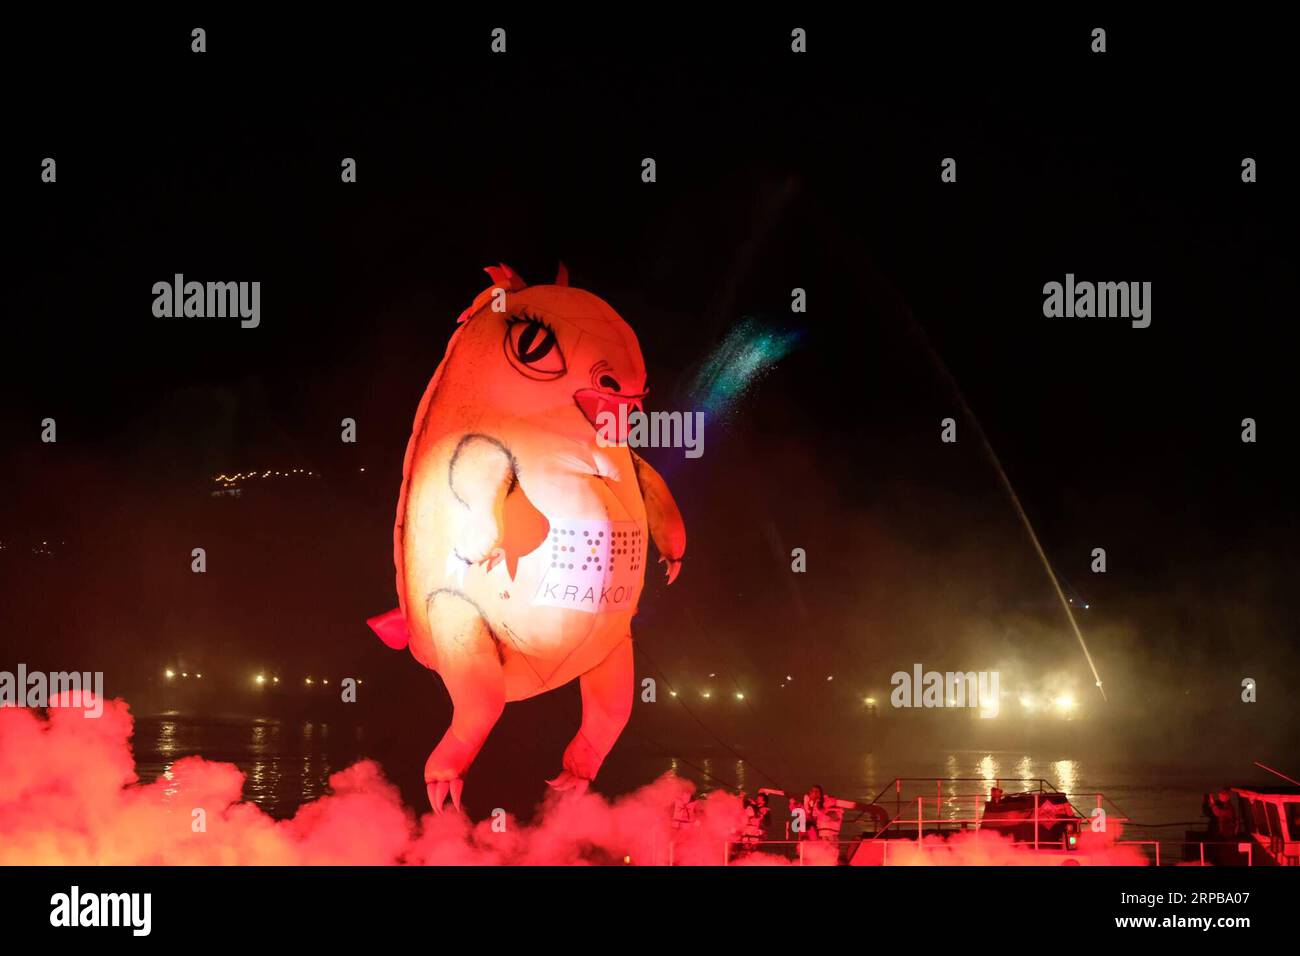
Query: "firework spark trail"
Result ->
[[975, 430, 1108, 702], [910, 315, 1107, 702], [689, 317, 802, 420]]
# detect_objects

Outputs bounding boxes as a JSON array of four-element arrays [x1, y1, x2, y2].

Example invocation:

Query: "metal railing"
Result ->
[[722, 840, 856, 866], [866, 777, 1130, 835], [714, 838, 1263, 866], [670, 779, 1280, 867], [862, 793, 1113, 851]]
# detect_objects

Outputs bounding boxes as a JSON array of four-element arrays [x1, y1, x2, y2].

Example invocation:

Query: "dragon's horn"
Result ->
[[484, 262, 527, 291], [456, 263, 528, 324]]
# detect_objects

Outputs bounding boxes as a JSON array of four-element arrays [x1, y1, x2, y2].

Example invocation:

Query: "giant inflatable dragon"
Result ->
[[368, 264, 686, 812]]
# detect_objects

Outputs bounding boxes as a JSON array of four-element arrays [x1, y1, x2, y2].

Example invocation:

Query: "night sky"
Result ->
[[4, 13, 1295, 798]]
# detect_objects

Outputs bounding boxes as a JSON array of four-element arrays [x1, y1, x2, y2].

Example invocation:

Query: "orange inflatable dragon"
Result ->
[[368, 264, 686, 812]]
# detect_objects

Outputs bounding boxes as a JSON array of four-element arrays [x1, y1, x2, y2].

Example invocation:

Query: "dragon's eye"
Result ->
[[504, 313, 566, 380]]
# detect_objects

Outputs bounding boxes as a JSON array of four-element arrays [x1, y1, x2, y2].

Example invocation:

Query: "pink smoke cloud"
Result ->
[[0, 694, 769, 865], [0, 695, 1150, 866], [857, 825, 1148, 866]]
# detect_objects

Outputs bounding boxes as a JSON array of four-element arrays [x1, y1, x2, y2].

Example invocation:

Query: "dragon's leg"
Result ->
[[424, 591, 505, 813], [548, 636, 634, 793]]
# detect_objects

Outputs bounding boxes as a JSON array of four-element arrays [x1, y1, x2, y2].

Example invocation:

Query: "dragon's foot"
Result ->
[[546, 732, 604, 793], [426, 778, 465, 814], [425, 737, 477, 814], [545, 769, 591, 794]]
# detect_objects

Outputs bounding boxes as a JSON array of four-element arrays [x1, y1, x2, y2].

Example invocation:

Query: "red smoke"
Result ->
[[0, 694, 773, 865], [857, 826, 1148, 866], [0, 696, 1148, 866]]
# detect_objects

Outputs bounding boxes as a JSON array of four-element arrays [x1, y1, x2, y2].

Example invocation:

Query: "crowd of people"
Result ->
[[671, 784, 861, 856]]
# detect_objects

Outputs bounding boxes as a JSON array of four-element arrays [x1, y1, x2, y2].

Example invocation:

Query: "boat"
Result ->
[[843, 777, 1103, 865], [712, 766, 1300, 865], [1183, 785, 1300, 866]]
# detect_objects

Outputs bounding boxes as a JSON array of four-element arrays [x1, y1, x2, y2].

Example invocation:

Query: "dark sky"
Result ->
[[4, 13, 1295, 774]]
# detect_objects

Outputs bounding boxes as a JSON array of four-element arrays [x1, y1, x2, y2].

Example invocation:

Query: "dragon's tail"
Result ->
[[366, 607, 410, 650]]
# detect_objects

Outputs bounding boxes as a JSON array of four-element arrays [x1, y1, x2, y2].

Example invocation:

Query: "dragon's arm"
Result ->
[[631, 452, 686, 584], [449, 434, 515, 567]]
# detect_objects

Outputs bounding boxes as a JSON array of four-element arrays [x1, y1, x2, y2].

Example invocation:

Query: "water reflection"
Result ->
[[161, 765, 178, 800], [943, 754, 960, 816], [155, 720, 178, 758], [864, 752, 1103, 823], [1052, 758, 1079, 801], [130, 717, 1197, 841], [978, 753, 999, 789], [133, 714, 367, 818]]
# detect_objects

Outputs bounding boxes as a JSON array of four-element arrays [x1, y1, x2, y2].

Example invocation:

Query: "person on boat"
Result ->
[[672, 792, 701, 831], [790, 785, 827, 840], [816, 802, 845, 843], [1205, 789, 1238, 838], [739, 792, 771, 846], [815, 790, 857, 843]]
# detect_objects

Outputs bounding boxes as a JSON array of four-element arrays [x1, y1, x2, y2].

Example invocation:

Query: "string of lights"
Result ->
[[161, 670, 363, 689], [212, 468, 321, 487], [633, 640, 784, 791]]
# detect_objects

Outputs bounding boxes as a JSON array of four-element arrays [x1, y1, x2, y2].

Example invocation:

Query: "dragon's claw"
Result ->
[[427, 777, 465, 813], [546, 769, 591, 795]]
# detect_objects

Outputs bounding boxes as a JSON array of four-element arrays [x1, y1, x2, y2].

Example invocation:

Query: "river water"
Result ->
[[131, 712, 1234, 863]]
